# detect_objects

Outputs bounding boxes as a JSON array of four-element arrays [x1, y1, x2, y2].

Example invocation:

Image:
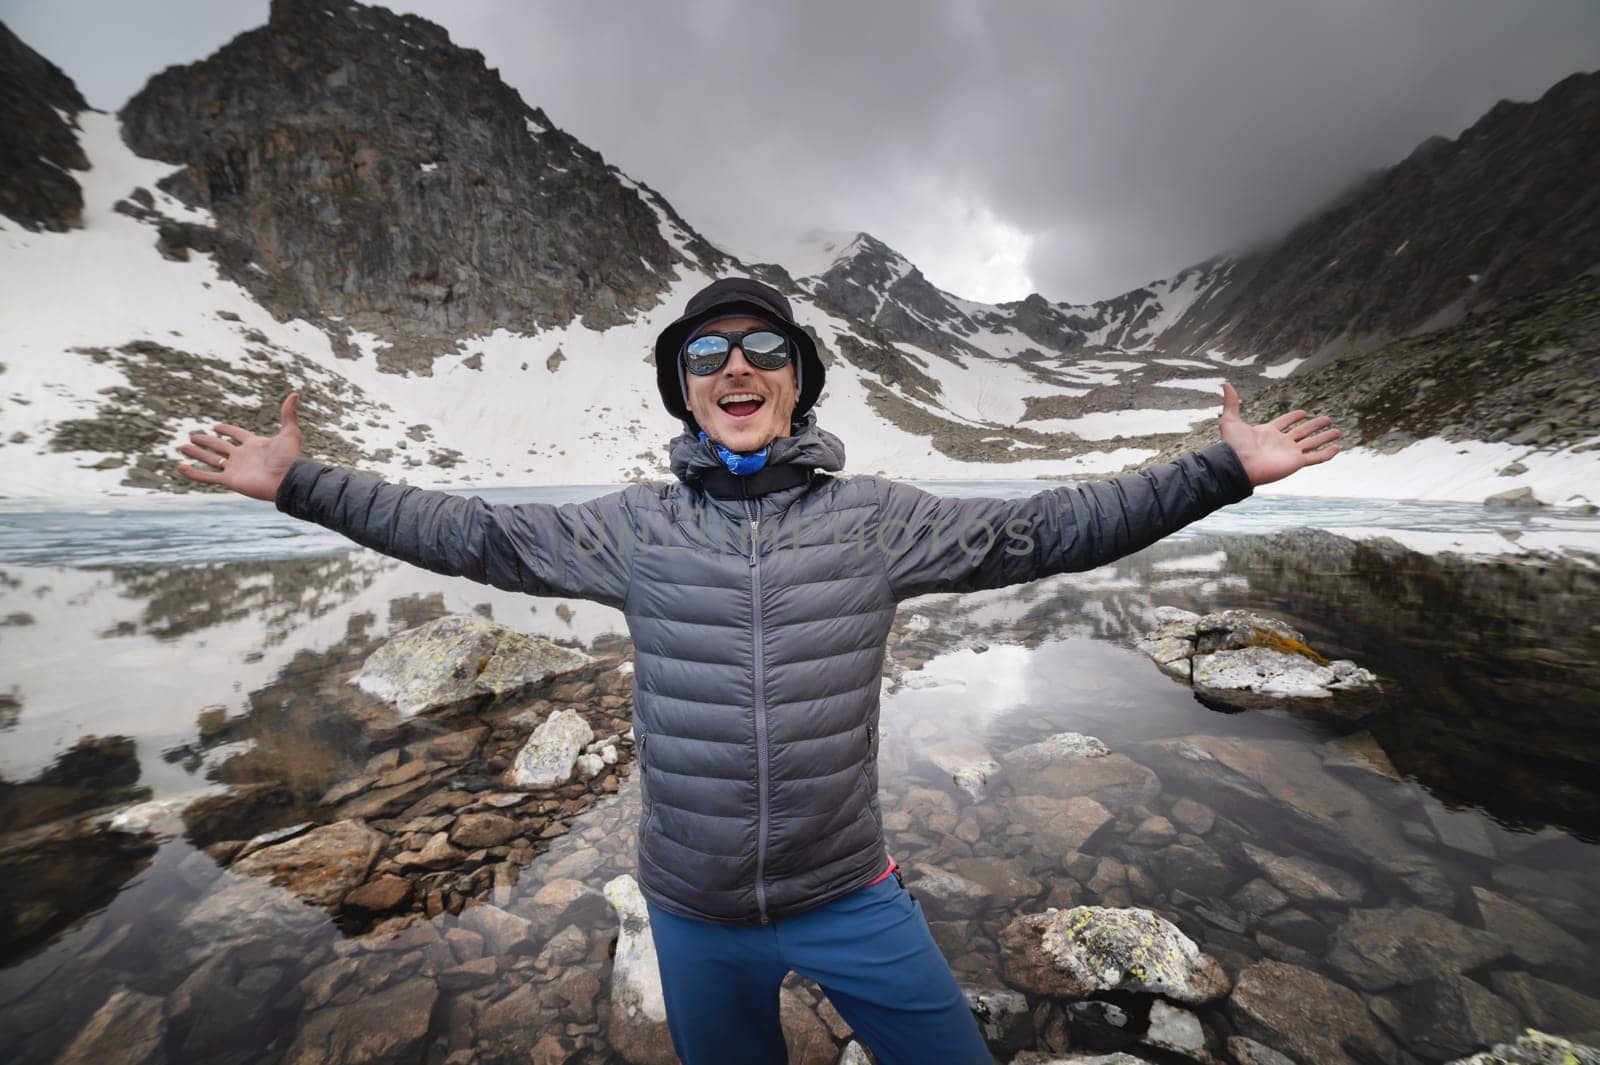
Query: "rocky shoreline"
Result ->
[[3, 601, 1598, 1064]]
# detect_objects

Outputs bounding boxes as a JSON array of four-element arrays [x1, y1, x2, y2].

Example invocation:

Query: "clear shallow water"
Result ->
[[1, 486, 1597, 1063]]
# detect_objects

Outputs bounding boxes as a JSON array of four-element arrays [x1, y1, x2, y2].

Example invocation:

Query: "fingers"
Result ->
[[187, 431, 235, 457], [281, 391, 300, 429], [1289, 415, 1334, 441], [1300, 427, 1341, 450], [1220, 381, 1241, 419], [1303, 443, 1341, 464], [1270, 409, 1310, 432], [178, 442, 223, 468], [176, 461, 224, 484], [212, 422, 251, 444]]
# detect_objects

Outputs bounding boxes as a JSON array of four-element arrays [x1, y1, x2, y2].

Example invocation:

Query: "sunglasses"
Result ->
[[680, 328, 793, 376]]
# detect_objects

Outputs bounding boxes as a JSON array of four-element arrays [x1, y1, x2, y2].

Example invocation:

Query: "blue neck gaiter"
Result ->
[[699, 430, 770, 475]]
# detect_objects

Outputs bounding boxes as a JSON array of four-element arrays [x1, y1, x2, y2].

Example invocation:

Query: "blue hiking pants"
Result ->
[[645, 874, 995, 1064]]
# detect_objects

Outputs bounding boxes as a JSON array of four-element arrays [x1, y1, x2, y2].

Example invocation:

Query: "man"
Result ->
[[177, 276, 1340, 1064]]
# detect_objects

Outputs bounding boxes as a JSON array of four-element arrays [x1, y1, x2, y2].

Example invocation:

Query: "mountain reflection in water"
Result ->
[[0, 492, 1597, 1063]]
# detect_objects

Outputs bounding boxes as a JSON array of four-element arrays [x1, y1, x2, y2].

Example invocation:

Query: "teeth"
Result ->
[[718, 393, 763, 407]]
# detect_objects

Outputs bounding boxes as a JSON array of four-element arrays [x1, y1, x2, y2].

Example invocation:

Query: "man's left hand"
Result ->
[[1218, 381, 1342, 487]]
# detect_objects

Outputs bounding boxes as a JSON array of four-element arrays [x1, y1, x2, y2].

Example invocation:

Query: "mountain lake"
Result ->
[[1, 484, 1597, 1063]]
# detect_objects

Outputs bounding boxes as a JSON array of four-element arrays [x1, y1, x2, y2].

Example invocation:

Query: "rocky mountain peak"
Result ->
[[0, 22, 90, 232], [1177, 68, 1600, 363], [115, 0, 688, 375]]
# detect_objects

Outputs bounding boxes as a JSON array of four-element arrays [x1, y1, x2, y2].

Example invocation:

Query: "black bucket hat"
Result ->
[[654, 277, 825, 430]]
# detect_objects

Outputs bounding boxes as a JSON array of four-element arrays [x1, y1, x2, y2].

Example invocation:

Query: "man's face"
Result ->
[[683, 314, 800, 452]]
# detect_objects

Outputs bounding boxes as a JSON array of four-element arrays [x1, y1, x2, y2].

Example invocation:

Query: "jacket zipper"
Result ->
[[741, 480, 772, 924]]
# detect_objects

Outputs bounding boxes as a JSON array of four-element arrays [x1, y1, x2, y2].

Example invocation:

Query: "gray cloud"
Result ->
[[6, 0, 1597, 302]]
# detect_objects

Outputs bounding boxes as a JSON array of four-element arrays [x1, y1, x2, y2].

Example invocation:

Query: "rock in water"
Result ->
[[228, 819, 384, 908], [1445, 1029, 1600, 1064], [1134, 607, 1377, 709], [603, 875, 676, 1065], [1002, 731, 1111, 769], [1194, 645, 1337, 698], [354, 614, 592, 717], [1484, 486, 1544, 508], [54, 989, 167, 1065], [509, 707, 594, 788], [998, 905, 1229, 1004], [925, 737, 1001, 801]]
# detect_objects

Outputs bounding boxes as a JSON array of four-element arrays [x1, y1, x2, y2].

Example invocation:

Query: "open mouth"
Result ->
[[717, 393, 766, 420]]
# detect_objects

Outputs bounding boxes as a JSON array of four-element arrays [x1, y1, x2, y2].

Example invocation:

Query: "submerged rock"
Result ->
[[354, 613, 593, 717], [999, 905, 1229, 1004], [282, 975, 437, 1065], [1230, 959, 1394, 1064], [54, 988, 167, 1065], [1327, 904, 1508, 991], [925, 738, 1002, 801], [228, 818, 384, 909]]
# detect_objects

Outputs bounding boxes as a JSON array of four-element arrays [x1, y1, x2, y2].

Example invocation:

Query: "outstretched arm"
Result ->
[[877, 380, 1340, 600], [176, 391, 634, 606]]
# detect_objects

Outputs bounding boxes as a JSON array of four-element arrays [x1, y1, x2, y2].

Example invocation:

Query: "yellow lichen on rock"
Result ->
[[1245, 627, 1330, 666]]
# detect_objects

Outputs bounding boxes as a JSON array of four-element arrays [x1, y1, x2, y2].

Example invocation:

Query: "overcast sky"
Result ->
[[5, 1, 1597, 303]]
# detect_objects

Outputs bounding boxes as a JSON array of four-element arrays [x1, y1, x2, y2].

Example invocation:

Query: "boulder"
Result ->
[[1003, 731, 1110, 769], [1229, 959, 1393, 1064], [1444, 1030, 1600, 1064], [54, 988, 166, 1065], [1484, 486, 1543, 508], [1194, 646, 1336, 698], [1154, 735, 1445, 902], [1001, 795, 1114, 854], [1239, 841, 1364, 906], [449, 812, 521, 849], [1327, 904, 1508, 991], [999, 905, 1229, 1004], [1004, 743, 1160, 807], [526, 877, 611, 935], [354, 614, 593, 717], [1142, 1000, 1208, 1059], [1134, 608, 1376, 706], [510, 708, 594, 788], [1488, 972, 1600, 1043], [604, 875, 675, 1065], [1383, 973, 1523, 1059], [342, 874, 413, 915], [229, 819, 384, 908], [908, 863, 994, 921], [456, 902, 534, 955], [1470, 886, 1591, 974], [283, 976, 437, 1065], [926, 738, 1001, 801]]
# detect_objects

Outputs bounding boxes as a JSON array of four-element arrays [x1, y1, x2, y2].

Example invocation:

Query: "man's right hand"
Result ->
[[176, 391, 304, 502]]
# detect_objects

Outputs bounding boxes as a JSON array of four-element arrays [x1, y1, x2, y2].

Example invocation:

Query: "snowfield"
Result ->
[[2, 111, 1596, 516]]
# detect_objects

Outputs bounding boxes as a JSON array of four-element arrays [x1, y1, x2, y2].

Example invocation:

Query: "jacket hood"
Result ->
[[668, 412, 847, 486]]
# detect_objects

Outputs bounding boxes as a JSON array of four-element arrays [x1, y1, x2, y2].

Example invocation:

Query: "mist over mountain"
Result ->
[[1, 0, 1595, 510]]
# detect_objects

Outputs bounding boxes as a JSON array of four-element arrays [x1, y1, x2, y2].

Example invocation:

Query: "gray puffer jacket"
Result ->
[[275, 414, 1252, 924]]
